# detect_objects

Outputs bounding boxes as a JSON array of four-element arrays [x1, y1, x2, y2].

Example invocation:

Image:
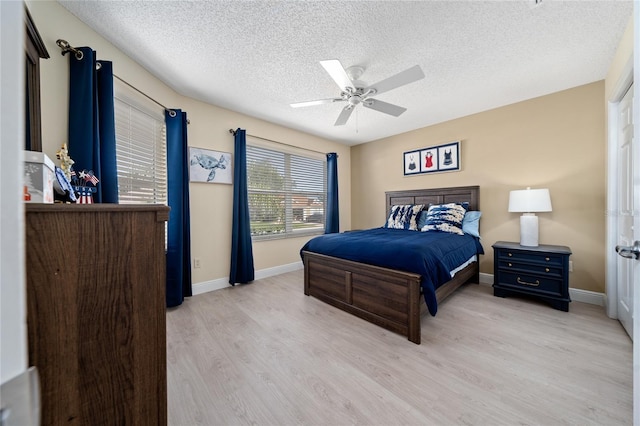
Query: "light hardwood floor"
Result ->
[[166, 270, 632, 425]]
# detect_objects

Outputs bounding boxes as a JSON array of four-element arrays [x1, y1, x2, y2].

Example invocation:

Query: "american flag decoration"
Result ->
[[76, 186, 96, 204], [84, 171, 99, 186], [71, 169, 100, 204]]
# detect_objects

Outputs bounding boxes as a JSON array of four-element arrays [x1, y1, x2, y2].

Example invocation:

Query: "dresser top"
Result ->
[[492, 241, 572, 255], [25, 203, 169, 212], [25, 203, 170, 222]]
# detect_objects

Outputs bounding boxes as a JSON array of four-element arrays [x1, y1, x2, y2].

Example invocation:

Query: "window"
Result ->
[[113, 81, 167, 205], [247, 140, 326, 239]]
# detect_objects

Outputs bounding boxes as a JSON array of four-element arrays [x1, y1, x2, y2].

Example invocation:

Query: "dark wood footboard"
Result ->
[[303, 251, 423, 343], [303, 251, 479, 344]]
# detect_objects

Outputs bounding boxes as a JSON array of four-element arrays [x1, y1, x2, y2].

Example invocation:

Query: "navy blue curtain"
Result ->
[[325, 153, 339, 233], [166, 110, 192, 307], [67, 48, 118, 203], [229, 128, 254, 285]]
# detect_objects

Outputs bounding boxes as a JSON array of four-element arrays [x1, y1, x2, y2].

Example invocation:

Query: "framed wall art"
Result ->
[[189, 147, 232, 184], [403, 141, 460, 176], [403, 150, 421, 175]]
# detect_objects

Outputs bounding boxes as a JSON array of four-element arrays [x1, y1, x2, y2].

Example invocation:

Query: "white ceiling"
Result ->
[[58, 0, 633, 146]]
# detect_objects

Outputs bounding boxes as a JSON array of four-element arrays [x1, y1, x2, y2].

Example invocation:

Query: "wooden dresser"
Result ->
[[25, 204, 169, 425]]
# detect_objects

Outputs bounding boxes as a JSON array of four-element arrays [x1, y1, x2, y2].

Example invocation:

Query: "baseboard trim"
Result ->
[[255, 261, 304, 280], [194, 267, 605, 307], [192, 261, 304, 296], [569, 288, 605, 306], [479, 272, 493, 285], [477, 272, 604, 306]]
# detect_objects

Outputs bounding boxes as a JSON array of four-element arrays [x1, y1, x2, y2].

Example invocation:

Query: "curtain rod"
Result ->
[[228, 129, 326, 155], [112, 74, 180, 119], [56, 39, 188, 122]]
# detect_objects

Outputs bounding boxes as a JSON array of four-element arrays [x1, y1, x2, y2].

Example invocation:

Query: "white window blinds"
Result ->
[[113, 82, 167, 205], [247, 142, 326, 239]]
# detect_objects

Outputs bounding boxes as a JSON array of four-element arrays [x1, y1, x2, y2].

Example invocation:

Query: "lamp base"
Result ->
[[520, 213, 539, 247]]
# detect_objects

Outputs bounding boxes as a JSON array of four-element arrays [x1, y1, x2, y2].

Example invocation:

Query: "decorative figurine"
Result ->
[[72, 169, 99, 204], [56, 143, 75, 181]]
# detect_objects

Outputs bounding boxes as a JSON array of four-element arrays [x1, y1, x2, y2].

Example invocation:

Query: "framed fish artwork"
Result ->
[[188, 147, 233, 184]]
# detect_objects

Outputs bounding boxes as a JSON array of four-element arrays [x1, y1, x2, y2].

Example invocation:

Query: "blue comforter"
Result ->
[[301, 228, 484, 316]]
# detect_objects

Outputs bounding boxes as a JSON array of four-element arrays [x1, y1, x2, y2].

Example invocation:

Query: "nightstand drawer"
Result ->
[[497, 271, 563, 295], [498, 260, 563, 277], [495, 248, 563, 266]]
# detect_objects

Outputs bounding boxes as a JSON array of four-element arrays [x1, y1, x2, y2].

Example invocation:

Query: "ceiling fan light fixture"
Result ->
[[293, 59, 425, 126], [346, 66, 364, 81], [348, 96, 362, 106]]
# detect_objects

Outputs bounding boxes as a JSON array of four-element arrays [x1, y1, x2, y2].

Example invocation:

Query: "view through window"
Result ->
[[247, 143, 326, 239], [113, 82, 167, 205]]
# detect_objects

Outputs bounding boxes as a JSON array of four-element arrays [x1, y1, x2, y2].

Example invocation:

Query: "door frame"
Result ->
[[605, 55, 633, 320], [634, 6, 639, 424]]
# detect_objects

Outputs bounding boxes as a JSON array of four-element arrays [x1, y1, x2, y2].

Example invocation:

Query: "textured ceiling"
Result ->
[[58, 1, 633, 146]]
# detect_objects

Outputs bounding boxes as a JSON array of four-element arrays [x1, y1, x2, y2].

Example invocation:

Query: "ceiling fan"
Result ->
[[291, 59, 425, 126]]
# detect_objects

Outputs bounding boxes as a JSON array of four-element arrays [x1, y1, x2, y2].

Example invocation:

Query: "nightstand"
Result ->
[[492, 241, 572, 311]]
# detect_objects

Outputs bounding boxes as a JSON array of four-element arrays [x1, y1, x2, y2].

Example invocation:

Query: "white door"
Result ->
[[609, 74, 639, 426], [615, 84, 636, 338], [612, 78, 639, 426]]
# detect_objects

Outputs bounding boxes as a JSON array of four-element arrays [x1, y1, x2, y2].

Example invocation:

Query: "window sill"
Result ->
[[252, 229, 324, 242]]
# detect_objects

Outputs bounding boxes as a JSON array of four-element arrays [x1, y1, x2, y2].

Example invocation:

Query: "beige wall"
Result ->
[[28, 1, 351, 286], [351, 82, 605, 293]]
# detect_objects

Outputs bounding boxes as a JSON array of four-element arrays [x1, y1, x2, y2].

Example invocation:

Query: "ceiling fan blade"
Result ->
[[363, 99, 407, 117], [365, 65, 425, 96], [334, 106, 354, 126], [320, 59, 355, 91], [290, 98, 343, 108]]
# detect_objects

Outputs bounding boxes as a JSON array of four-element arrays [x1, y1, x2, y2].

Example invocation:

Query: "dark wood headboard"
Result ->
[[386, 186, 480, 213]]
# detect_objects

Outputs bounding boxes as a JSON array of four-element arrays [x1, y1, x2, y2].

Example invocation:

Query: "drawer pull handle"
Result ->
[[508, 263, 512, 267], [508, 253, 512, 257], [517, 277, 540, 287], [545, 257, 550, 261], [545, 268, 550, 273]]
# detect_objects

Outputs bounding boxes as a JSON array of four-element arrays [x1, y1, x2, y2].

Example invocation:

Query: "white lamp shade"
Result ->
[[508, 188, 552, 213]]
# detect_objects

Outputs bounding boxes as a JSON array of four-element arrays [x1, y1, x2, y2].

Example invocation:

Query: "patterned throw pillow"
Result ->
[[384, 204, 425, 231], [421, 203, 468, 235]]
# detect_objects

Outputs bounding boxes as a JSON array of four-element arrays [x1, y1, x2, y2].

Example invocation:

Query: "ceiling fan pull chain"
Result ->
[[356, 108, 359, 133]]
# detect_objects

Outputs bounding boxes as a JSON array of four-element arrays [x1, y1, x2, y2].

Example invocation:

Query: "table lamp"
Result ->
[[508, 187, 552, 247]]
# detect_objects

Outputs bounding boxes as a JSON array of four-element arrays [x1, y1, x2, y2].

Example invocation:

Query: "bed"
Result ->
[[301, 185, 481, 344]]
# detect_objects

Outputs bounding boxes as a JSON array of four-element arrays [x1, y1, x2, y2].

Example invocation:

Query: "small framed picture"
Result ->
[[437, 141, 460, 171], [403, 150, 421, 175], [420, 149, 438, 173], [189, 147, 232, 184]]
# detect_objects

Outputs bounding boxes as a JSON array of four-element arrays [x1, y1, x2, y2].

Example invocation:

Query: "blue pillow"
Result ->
[[421, 202, 468, 235], [462, 211, 482, 238], [384, 204, 424, 230]]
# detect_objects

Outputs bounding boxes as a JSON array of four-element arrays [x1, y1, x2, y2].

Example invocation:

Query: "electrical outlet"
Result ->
[[569, 260, 573, 272], [194, 258, 201, 268]]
